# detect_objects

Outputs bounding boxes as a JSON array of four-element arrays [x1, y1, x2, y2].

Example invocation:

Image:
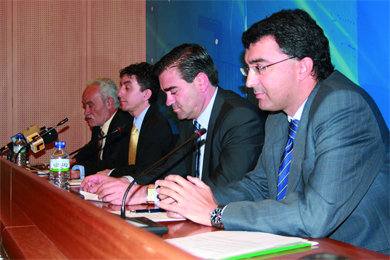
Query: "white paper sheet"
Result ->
[[166, 230, 318, 259]]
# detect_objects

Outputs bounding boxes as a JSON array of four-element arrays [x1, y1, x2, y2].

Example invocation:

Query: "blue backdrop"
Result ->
[[146, 0, 389, 127]]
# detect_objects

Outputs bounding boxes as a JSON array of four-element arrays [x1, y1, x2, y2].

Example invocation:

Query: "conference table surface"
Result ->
[[77, 187, 388, 260], [1, 158, 388, 259]]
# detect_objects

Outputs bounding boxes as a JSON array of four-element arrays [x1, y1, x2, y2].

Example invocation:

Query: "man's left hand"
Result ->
[[156, 175, 217, 226]]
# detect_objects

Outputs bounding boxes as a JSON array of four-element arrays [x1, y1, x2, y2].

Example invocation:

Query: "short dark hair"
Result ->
[[153, 43, 219, 86], [242, 9, 334, 81], [120, 62, 160, 103]]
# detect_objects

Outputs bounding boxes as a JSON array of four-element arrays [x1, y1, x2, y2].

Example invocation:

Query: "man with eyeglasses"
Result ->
[[156, 9, 389, 254]]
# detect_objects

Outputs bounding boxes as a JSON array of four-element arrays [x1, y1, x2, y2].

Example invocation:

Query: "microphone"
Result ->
[[0, 125, 40, 154], [25, 127, 59, 153], [0, 140, 15, 154], [1, 118, 68, 155], [69, 123, 131, 157], [19, 118, 67, 154], [120, 128, 207, 219]]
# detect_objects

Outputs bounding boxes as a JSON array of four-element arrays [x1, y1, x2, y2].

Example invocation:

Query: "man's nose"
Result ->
[[84, 107, 90, 116], [245, 70, 259, 89], [166, 94, 175, 106], [118, 86, 124, 97]]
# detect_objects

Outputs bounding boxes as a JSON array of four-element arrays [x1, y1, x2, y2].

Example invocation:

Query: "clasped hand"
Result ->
[[81, 175, 144, 205], [156, 175, 218, 226]]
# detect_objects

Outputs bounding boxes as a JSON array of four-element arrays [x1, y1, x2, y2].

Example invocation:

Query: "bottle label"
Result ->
[[13, 145, 26, 154], [50, 158, 70, 171]]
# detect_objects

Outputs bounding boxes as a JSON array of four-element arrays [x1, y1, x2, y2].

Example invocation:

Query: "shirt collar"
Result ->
[[287, 99, 307, 122], [133, 105, 150, 131], [194, 87, 218, 129], [101, 110, 117, 135]]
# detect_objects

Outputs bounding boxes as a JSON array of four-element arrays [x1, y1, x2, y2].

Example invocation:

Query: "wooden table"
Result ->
[[1, 157, 388, 259]]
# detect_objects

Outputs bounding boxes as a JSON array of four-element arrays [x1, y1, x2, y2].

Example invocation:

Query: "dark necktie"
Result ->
[[97, 129, 104, 160], [277, 119, 299, 200], [193, 120, 201, 178]]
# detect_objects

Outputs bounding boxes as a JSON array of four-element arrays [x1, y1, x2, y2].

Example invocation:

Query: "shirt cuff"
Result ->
[[107, 168, 115, 176], [123, 175, 136, 183], [221, 204, 228, 214]]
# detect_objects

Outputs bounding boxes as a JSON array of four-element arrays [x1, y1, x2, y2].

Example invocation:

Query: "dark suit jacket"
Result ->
[[74, 109, 132, 175], [214, 71, 390, 254], [135, 87, 266, 189], [109, 103, 175, 177]]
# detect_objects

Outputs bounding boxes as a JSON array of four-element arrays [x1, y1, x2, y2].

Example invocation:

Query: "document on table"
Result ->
[[166, 230, 318, 259], [80, 191, 184, 222], [110, 211, 185, 222]]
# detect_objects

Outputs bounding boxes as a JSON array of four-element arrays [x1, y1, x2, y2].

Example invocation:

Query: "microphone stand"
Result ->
[[120, 128, 206, 219], [69, 124, 129, 157]]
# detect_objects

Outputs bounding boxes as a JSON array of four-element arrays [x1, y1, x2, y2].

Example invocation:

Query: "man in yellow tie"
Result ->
[[92, 62, 175, 178]]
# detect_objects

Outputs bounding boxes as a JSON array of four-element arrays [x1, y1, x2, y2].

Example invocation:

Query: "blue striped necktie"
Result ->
[[277, 119, 299, 200], [193, 120, 201, 178]]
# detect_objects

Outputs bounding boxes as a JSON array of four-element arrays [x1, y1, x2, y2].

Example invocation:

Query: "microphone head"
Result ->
[[57, 118, 68, 126], [197, 128, 207, 136], [117, 123, 132, 134], [41, 128, 58, 144]]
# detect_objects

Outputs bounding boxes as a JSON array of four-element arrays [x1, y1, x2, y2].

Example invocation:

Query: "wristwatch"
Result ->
[[210, 205, 226, 229]]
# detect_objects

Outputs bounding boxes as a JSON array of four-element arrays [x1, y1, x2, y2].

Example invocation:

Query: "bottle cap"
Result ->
[[54, 141, 66, 148]]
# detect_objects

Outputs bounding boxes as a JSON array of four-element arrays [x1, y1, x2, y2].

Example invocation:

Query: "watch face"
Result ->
[[211, 213, 219, 223], [211, 207, 223, 228]]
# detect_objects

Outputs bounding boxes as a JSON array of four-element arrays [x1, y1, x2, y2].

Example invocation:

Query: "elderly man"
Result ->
[[71, 78, 131, 178]]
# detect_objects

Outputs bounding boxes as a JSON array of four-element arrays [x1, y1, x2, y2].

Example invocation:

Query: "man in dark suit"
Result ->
[[71, 78, 132, 178], [155, 10, 389, 254], [81, 44, 266, 205], [101, 62, 174, 178]]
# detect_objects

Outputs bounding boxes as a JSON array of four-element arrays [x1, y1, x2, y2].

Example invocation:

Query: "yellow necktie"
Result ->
[[128, 125, 139, 165]]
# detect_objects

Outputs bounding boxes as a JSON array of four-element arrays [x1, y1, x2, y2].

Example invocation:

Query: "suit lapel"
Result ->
[[103, 111, 121, 158], [287, 84, 320, 194], [181, 121, 197, 177], [268, 116, 289, 198], [201, 88, 224, 179], [136, 104, 154, 154]]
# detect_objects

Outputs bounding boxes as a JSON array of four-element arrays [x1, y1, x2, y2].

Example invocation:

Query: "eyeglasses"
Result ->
[[240, 56, 296, 76]]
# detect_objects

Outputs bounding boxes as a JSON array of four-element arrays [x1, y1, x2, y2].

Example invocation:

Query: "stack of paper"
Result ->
[[166, 230, 318, 259]]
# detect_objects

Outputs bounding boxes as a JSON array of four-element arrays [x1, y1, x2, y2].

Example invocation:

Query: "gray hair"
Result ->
[[86, 78, 120, 108]]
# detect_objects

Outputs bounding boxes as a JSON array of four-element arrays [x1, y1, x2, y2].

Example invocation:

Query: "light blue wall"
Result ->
[[146, 0, 389, 127]]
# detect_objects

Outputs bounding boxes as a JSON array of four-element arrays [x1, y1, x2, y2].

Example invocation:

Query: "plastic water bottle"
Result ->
[[50, 141, 70, 190], [13, 133, 27, 167]]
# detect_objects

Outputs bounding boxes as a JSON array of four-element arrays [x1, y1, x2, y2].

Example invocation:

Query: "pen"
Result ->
[[130, 208, 166, 213]]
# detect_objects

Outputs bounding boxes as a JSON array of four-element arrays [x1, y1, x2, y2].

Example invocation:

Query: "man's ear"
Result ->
[[194, 72, 209, 92], [143, 89, 152, 101], [105, 96, 115, 108], [297, 57, 314, 81]]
